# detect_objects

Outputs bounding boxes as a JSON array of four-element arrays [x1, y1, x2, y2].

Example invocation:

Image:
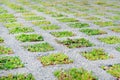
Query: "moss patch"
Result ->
[[38, 53, 73, 66]]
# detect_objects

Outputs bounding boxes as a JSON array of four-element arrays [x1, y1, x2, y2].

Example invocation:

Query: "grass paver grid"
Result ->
[[0, 0, 120, 80]]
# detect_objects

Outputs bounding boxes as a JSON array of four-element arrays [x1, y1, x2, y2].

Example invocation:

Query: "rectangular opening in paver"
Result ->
[[50, 31, 75, 38], [17, 0, 30, 5], [0, 46, 14, 54], [40, 24, 60, 30], [80, 28, 107, 35], [4, 22, 23, 28], [110, 27, 120, 33], [32, 21, 51, 26], [95, 1, 106, 5], [35, 6, 47, 12], [54, 68, 97, 80], [94, 21, 114, 27], [81, 48, 111, 60], [0, 73, 35, 80], [101, 64, 120, 80], [98, 36, 120, 44], [74, 13, 88, 17], [116, 46, 120, 52], [109, 16, 120, 20], [85, 16, 101, 20], [24, 16, 45, 21], [0, 13, 15, 18], [22, 12, 36, 17], [16, 34, 44, 42], [9, 27, 34, 34], [0, 7, 7, 14], [0, 13, 16, 23], [24, 43, 54, 52], [57, 17, 79, 22], [8, 3, 27, 13], [57, 38, 94, 48], [0, 56, 24, 70], [38, 53, 73, 66], [0, 18, 16, 23], [69, 22, 89, 28], [0, 37, 4, 43], [45, 11, 66, 18], [0, 0, 119, 80]]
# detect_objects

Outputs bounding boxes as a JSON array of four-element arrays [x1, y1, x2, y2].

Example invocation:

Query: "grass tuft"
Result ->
[[38, 53, 73, 66]]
